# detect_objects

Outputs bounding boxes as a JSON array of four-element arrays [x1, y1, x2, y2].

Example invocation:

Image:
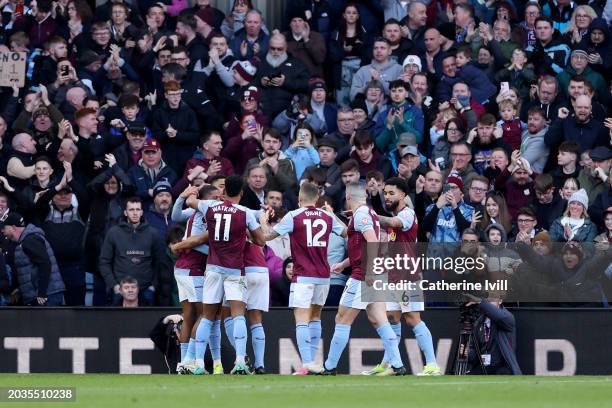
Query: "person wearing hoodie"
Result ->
[[578, 17, 612, 77], [526, 16, 571, 76], [85, 156, 136, 306], [350, 37, 403, 102], [483, 223, 521, 282], [549, 188, 598, 242], [519, 107, 550, 174], [99, 196, 163, 306]]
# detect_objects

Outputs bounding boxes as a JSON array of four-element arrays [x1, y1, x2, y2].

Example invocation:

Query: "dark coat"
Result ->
[[99, 219, 162, 290], [544, 117, 609, 153], [151, 101, 200, 176], [256, 56, 310, 119]]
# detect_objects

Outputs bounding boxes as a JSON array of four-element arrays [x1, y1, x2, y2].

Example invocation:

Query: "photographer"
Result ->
[[462, 294, 522, 375]]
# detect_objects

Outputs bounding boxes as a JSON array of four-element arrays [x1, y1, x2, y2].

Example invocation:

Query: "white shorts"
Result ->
[[175, 272, 204, 303], [339, 278, 373, 310], [385, 281, 425, 313], [202, 270, 247, 304], [289, 282, 330, 309], [246, 273, 270, 312]]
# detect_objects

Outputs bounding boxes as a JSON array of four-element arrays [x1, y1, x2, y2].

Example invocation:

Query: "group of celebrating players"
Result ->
[[171, 175, 440, 376]]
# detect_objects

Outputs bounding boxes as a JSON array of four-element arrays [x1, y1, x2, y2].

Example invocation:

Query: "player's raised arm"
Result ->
[[258, 208, 281, 241], [186, 195, 199, 210]]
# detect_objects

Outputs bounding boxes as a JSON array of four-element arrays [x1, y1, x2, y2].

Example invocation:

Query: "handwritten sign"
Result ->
[[0, 52, 27, 87]]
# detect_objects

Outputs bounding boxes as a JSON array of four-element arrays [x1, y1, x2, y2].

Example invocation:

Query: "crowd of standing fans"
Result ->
[[0, 0, 611, 307]]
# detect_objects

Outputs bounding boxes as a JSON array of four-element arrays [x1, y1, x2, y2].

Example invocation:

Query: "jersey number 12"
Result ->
[[303, 219, 327, 247]]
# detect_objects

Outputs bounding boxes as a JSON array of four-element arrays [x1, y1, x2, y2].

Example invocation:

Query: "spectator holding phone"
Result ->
[[284, 123, 319, 181]]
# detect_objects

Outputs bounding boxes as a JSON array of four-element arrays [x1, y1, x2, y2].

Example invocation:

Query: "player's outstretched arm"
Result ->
[[378, 215, 404, 229], [186, 195, 199, 210], [170, 231, 209, 253]]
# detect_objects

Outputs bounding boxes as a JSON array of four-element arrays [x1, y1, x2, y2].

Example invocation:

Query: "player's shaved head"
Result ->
[[345, 183, 367, 203], [299, 182, 319, 205], [225, 175, 245, 198]]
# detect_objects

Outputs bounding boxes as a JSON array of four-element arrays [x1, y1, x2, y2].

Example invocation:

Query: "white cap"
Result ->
[[403, 55, 422, 71]]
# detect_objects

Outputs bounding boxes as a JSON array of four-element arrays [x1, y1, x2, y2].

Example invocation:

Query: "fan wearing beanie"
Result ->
[[284, 10, 327, 78], [549, 189, 598, 242]]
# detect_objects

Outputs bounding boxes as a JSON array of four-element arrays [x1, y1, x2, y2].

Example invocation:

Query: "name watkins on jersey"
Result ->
[[211, 205, 238, 214]]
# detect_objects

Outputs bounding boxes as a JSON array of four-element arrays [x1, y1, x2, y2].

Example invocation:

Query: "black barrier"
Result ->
[[0, 308, 611, 374]]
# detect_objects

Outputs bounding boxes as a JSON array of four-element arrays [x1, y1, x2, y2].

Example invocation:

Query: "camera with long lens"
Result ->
[[457, 293, 481, 334], [454, 293, 484, 375]]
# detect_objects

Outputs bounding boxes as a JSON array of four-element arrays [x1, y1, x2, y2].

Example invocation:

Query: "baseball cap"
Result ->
[[401, 145, 418, 157], [143, 138, 161, 152], [589, 146, 612, 161], [1, 212, 25, 228], [127, 122, 146, 135]]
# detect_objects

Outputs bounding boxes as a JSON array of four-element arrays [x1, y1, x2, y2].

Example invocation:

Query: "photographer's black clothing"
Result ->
[[467, 301, 522, 375]]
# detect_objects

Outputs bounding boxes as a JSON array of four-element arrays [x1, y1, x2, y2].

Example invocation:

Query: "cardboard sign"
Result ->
[[0, 52, 27, 87]]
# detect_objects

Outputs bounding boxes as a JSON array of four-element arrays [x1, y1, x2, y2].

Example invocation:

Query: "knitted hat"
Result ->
[[153, 180, 172, 197], [350, 97, 368, 113], [196, 8, 216, 27], [233, 60, 257, 82], [571, 48, 588, 59], [569, 188, 589, 210], [402, 54, 422, 71], [242, 85, 260, 102], [309, 77, 327, 93], [287, 8, 307, 21], [446, 173, 464, 191]]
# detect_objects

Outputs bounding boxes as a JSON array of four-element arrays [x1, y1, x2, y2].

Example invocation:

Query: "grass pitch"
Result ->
[[1, 375, 611, 408]]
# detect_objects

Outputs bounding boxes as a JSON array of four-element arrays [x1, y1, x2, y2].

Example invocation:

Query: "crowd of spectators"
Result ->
[[0, 0, 611, 307]]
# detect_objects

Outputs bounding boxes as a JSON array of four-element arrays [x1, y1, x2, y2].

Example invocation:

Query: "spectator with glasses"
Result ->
[[509, 207, 540, 242]]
